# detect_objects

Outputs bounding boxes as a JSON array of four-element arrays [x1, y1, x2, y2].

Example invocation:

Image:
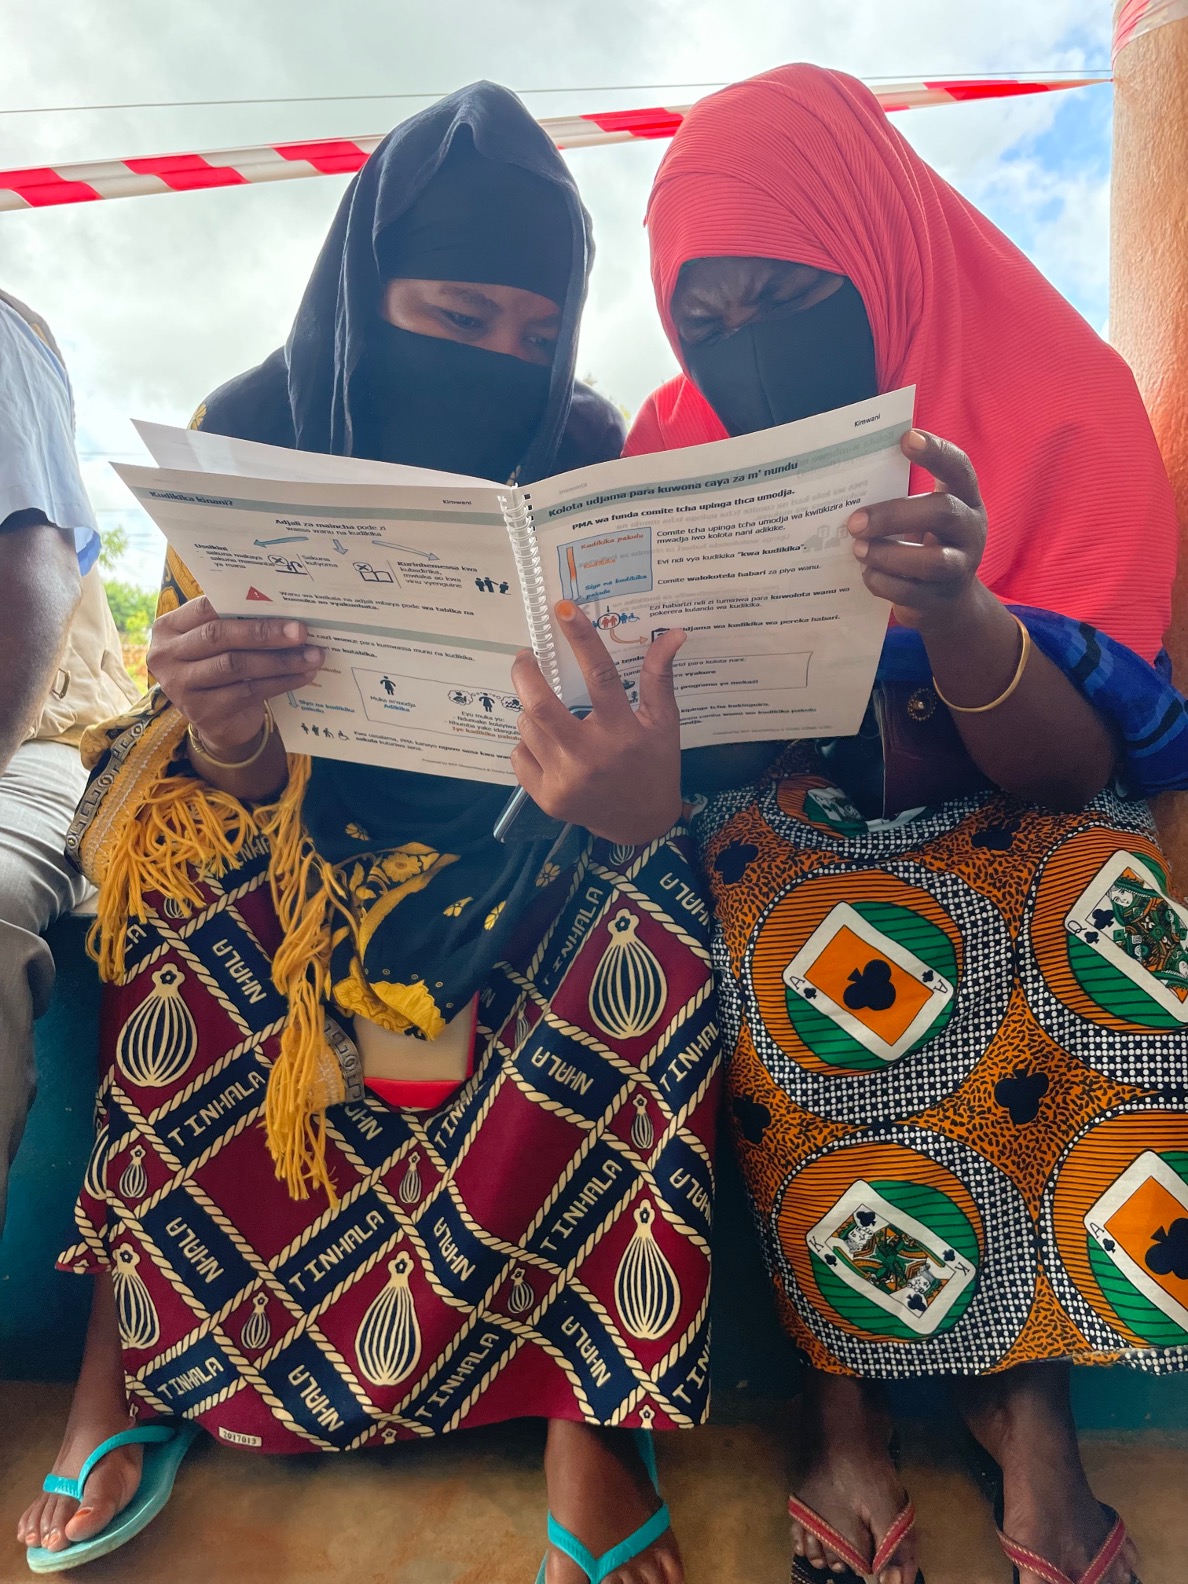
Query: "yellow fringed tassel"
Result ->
[[88, 738, 352, 1206], [88, 773, 260, 984], [257, 756, 348, 1204]]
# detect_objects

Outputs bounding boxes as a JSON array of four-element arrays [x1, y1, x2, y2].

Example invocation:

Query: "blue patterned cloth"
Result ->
[[878, 605, 1188, 796]]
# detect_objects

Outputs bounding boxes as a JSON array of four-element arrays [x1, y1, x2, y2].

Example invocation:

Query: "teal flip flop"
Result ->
[[534, 1429, 672, 1584], [26, 1420, 199, 1574]]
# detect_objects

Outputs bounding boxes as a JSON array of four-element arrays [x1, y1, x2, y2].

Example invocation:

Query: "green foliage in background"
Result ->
[[104, 580, 156, 644], [98, 523, 128, 575], [98, 524, 155, 642]]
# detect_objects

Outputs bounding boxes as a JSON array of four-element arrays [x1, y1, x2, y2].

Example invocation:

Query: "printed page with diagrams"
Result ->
[[122, 388, 913, 782], [527, 387, 914, 746]]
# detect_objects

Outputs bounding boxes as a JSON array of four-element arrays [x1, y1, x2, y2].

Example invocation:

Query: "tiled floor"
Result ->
[[0, 1382, 1182, 1582]]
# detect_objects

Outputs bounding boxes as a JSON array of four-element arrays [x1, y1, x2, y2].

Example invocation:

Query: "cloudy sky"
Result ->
[[1, 0, 1114, 587]]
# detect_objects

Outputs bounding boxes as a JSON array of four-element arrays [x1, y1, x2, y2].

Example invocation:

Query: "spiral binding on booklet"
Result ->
[[501, 488, 562, 695]]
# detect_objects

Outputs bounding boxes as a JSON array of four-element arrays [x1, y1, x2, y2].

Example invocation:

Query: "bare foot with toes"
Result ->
[[789, 1372, 919, 1584], [544, 1419, 683, 1584], [17, 1274, 144, 1558]]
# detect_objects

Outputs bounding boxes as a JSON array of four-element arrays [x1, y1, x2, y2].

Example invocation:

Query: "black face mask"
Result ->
[[682, 278, 878, 436], [349, 320, 552, 481]]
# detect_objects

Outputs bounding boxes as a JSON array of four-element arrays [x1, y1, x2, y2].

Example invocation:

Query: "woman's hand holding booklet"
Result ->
[[510, 600, 685, 844]]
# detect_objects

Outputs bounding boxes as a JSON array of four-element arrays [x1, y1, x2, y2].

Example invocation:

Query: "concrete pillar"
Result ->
[[1110, 3, 1188, 883]]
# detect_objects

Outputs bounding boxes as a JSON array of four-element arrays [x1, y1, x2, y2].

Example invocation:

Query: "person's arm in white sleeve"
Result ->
[[0, 302, 91, 773]]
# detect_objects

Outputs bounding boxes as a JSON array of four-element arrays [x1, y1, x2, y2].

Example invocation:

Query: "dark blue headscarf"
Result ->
[[193, 84, 625, 1037]]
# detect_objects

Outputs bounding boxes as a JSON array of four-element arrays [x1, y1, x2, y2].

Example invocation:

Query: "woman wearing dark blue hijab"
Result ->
[[22, 85, 715, 1584]]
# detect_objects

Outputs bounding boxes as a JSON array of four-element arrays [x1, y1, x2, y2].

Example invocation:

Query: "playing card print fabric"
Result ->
[[60, 830, 721, 1449], [698, 757, 1188, 1377]]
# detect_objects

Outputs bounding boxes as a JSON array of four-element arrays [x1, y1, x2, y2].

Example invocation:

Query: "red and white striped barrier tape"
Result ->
[[0, 77, 1105, 214], [1114, 0, 1188, 57]]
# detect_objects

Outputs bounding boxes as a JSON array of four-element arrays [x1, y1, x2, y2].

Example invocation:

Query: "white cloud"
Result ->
[[971, 156, 1111, 319], [0, 0, 1112, 583]]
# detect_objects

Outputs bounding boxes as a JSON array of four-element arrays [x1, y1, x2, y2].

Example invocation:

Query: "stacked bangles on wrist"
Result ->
[[186, 702, 277, 770]]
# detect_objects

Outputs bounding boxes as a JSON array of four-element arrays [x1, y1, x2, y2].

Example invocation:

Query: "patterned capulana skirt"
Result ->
[[61, 830, 721, 1452], [696, 766, 1188, 1378]]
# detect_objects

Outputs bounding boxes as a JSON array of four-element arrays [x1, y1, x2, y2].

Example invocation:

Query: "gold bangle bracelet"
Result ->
[[933, 615, 1031, 715], [187, 703, 276, 770]]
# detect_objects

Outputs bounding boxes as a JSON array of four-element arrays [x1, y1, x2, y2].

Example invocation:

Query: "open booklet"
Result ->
[[119, 386, 913, 784]]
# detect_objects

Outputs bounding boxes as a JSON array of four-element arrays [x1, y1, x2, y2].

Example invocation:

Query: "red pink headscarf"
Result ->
[[625, 64, 1177, 664]]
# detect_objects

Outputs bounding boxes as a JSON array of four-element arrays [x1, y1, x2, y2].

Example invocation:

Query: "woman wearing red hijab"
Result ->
[[623, 63, 1188, 1584]]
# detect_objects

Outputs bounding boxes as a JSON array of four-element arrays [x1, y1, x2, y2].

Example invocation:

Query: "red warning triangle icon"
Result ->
[[245, 587, 272, 602]]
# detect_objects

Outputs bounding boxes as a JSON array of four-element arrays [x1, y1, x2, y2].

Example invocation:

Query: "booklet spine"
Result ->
[[501, 489, 561, 695]]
